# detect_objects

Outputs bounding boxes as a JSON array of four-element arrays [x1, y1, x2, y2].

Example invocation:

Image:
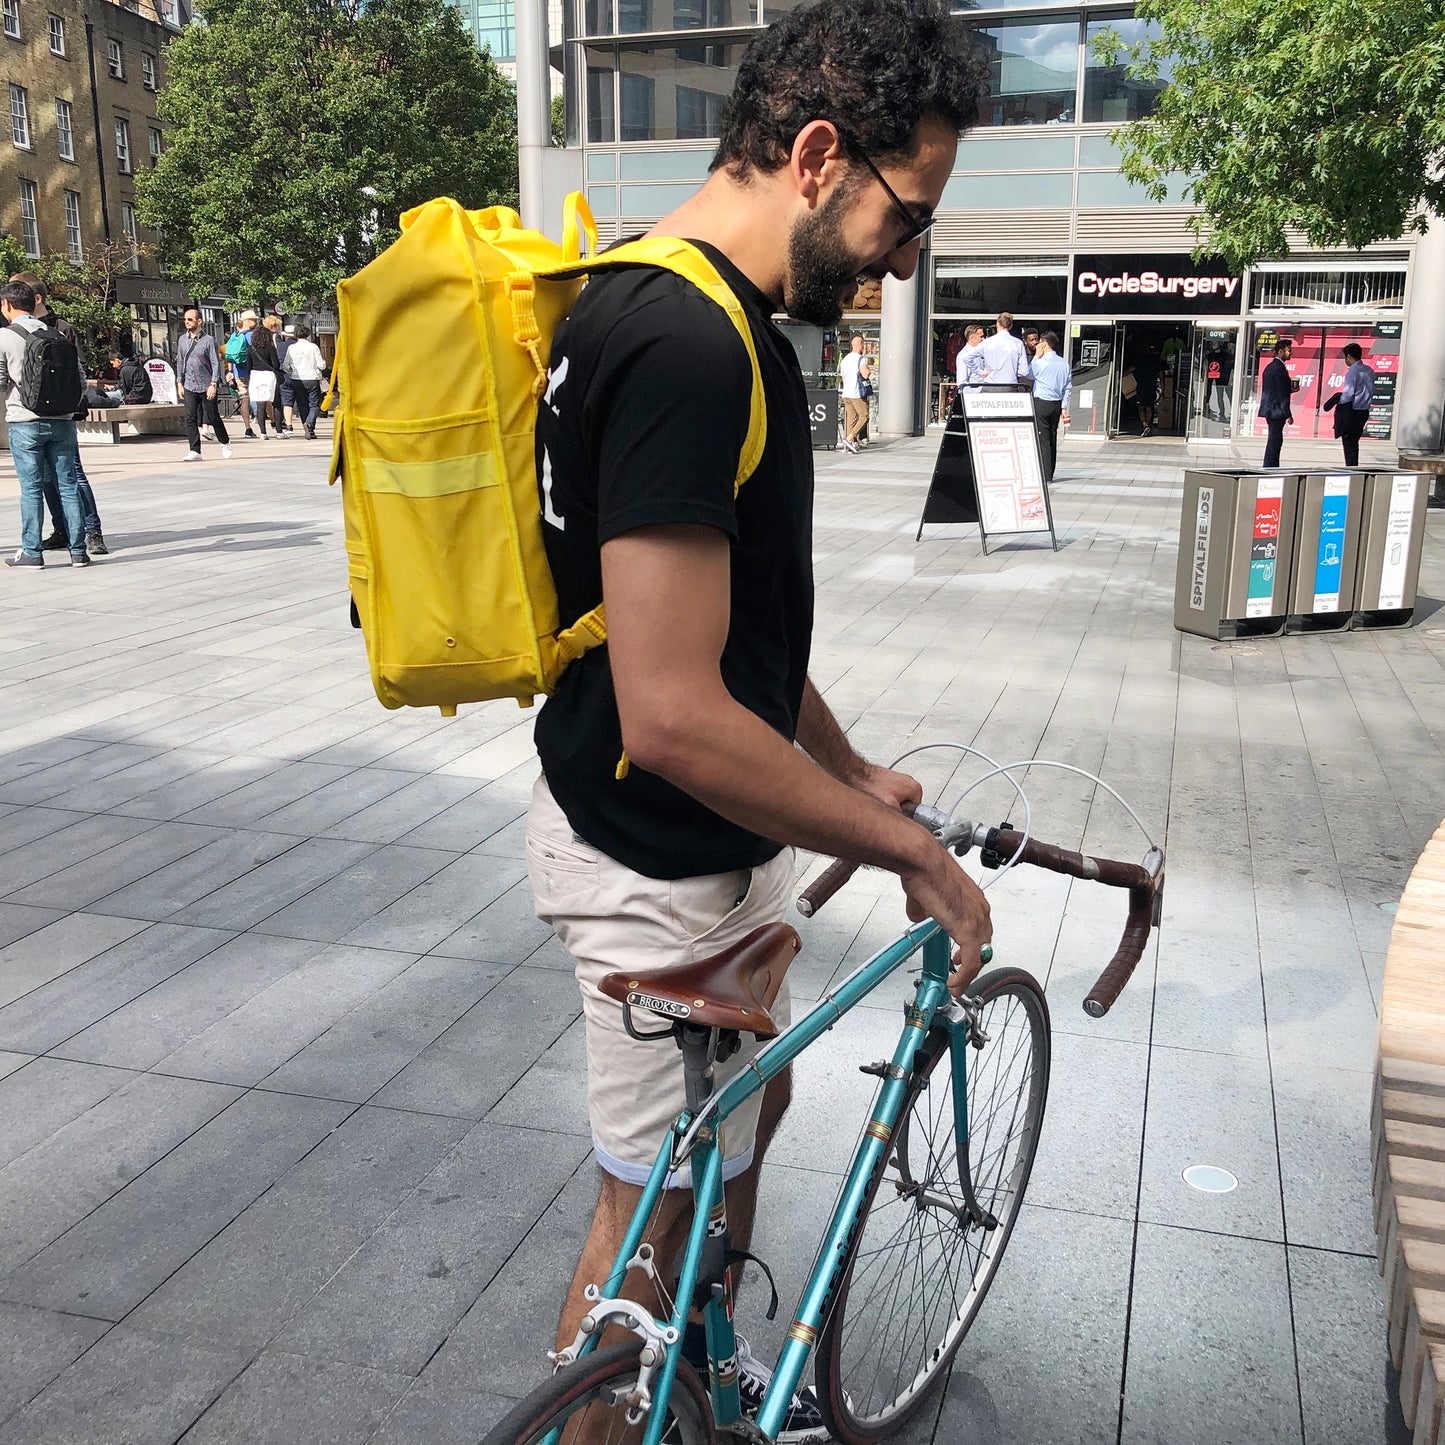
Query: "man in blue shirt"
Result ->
[[1027, 330, 1072, 482], [977, 310, 1028, 384], [1332, 342, 1376, 467]]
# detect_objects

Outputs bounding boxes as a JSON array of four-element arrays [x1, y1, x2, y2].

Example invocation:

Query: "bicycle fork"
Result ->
[[752, 930, 956, 1442]]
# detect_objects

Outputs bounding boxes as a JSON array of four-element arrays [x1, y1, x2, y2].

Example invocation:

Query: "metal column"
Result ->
[[514, 0, 550, 231], [1397, 212, 1445, 454], [878, 257, 923, 437]]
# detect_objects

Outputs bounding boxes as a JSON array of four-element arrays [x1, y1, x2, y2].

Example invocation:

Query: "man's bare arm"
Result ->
[[603, 524, 989, 989]]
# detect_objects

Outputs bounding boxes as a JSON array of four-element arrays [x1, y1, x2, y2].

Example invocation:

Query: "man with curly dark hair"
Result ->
[[527, 1, 989, 1434]]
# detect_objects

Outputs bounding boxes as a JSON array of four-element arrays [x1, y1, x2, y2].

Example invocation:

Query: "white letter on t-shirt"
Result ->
[[544, 355, 569, 416], [541, 447, 564, 531]]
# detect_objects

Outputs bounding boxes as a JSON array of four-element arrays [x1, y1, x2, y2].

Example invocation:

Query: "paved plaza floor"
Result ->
[[0, 421, 1440, 1444]]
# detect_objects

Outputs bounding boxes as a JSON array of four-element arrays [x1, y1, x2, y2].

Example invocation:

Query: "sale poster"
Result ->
[[1253, 330, 1322, 438]]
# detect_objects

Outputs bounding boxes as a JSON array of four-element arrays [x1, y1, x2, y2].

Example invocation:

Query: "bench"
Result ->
[[1372, 820, 1445, 1438], [1400, 452, 1445, 509], [77, 403, 187, 444]]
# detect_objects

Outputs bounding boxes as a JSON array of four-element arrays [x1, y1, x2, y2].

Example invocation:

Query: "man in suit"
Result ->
[[1258, 337, 1299, 467]]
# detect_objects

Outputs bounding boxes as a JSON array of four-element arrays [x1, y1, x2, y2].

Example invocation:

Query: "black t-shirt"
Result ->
[[533, 241, 815, 881]]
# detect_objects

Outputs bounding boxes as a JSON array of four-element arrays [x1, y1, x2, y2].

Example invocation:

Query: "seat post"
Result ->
[[676, 1024, 717, 1114]]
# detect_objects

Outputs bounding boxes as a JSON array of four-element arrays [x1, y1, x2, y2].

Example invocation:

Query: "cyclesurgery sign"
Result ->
[[1070, 253, 1245, 316]]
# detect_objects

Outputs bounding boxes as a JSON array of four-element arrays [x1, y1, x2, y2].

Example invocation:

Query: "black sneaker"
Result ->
[[736, 1334, 831, 1444], [5, 549, 42, 568], [86, 531, 109, 556], [69, 551, 91, 567], [40, 531, 68, 551], [244, 427, 258, 439]]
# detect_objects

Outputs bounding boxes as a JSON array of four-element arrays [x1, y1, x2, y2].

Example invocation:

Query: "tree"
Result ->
[[1095, 0, 1445, 265], [135, 0, 519, 304], [0, 234, 137, 350], [551, 92, 566, 147]]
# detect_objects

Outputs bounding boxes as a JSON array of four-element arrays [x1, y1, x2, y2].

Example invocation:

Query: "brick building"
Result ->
[[0, 0, 188, 339]]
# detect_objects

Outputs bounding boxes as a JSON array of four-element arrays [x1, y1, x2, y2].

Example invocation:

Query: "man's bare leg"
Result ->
[[554, 1069, 793, 1351]]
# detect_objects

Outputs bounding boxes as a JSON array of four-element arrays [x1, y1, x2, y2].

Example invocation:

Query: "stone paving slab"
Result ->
[[0, 425, 1438, 1442]]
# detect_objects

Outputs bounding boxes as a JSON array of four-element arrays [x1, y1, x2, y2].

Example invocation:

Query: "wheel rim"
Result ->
[[827, 980, 1048, 1426]]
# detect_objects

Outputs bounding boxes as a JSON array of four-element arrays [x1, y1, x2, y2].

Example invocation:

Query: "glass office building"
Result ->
[[560, 0, 1418, 442]]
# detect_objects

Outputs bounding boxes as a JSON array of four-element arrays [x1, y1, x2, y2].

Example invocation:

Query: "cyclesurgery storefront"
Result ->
[[1066, 252, 1248, 442]]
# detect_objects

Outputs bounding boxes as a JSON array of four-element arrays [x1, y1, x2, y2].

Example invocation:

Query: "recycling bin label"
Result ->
[[1312, 474, 1351, 612], [1377, 474, 1418, 609], [1245, 478, 1284, 618]]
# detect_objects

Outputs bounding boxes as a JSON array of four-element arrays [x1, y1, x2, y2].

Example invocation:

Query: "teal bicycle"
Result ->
[[484, 788, 1164, 1445]]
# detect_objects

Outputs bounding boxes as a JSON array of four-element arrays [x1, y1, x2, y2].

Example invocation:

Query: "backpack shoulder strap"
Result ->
[[539, 237, 767, 497]]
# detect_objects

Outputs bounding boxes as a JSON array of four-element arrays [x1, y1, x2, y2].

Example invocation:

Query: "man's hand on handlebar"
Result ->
[[901, 845, 992, 998], [853, 761, 924, 817]]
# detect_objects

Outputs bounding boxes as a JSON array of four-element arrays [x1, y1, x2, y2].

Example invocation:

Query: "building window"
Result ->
[[9, 83, 29, 148], [3, 0, 20, 40], [141, 50, 156, 89], [161, 0, 179, 24], [932, 257, 1071, 316], [1249, 267, 1408, 312], [114, 115, 130, 171], [585, 46, 616, 142], [47, 12, 62, 52], [147, 123, 161, 161], [122, 201, 138, 267], [967, 18, 1078, 126], [64, 188, 82, 262], [106, 37, 122, 78], [55, 96, 73, 159], [18, 176, 38, 255], [1082, 16, 1169, 123], [474, 0, 513, 59], [587, 43, 745, 142]]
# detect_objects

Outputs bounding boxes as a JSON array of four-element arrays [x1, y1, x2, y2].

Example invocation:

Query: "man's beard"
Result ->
[[784, 189, 867, 327]]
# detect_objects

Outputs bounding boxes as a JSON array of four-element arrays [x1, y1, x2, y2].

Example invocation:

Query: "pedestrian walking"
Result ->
[[246, 315, 282, 437], [11, 271, 108, 556], [1130, 342, 1163, 435], [525, 0, 991, 1434], [839, 333, 871, 452], [977, 311, 1028, 385], [176, 306, 232, 461], [1258, 336, 1299, 468], [1027, 330, 1071, 483], [275, 322, 297, 435], [223, 311, 258, 437], [1, 279, 89, 569], [281, 325, 326, 439], [1324, 342, 1375, 467]]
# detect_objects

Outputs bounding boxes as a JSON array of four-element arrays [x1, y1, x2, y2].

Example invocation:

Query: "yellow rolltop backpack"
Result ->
[[329, 193, 767, 716]]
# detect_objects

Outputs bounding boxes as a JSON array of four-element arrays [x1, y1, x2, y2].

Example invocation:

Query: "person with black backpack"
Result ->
[[0, 279, 88, 568], [12, 271, 109, 556]]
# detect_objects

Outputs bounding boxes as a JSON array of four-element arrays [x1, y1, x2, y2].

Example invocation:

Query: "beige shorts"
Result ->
[[233, 374, 249, 398], [526, 774, 794, 1188]]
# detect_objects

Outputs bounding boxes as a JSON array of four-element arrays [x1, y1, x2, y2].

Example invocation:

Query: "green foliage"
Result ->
[[135, 0, 520, 303], [1095, 0, 1445, 266], [0, 234, 136, 350], [551, 92, 566, 147]]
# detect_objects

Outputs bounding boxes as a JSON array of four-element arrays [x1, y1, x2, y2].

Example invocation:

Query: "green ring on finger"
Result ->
[[979, 943, 994, 965]]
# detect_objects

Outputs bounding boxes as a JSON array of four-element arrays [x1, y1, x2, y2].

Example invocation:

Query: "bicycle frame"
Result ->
[[571, 918, 965, 1445]]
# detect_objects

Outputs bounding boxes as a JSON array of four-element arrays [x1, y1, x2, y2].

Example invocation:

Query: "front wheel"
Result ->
[[479, 1339, 714, 1445], [815, 966, 1051, 1444]]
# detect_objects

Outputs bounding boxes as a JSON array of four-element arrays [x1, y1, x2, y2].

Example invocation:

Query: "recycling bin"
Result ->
[[1354, 471, 1431, 627], [1175, 471, 1302, 639], [1286, 471, 1367, 631]]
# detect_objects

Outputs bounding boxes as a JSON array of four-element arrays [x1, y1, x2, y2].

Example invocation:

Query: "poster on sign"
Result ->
[[962, 389, 1056, 552], [144, 358, 178, 405]]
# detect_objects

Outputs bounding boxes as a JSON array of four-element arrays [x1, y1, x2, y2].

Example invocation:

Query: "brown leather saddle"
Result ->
[[598, 921, 802, 1040]]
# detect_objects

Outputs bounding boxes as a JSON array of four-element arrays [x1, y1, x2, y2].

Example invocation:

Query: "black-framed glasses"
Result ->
[[840, 134, 935, 248]]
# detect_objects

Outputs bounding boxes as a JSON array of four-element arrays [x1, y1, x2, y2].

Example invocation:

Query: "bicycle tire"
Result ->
[[479, 1339, 714, 1445], [815, 966, 1051, 1444]]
